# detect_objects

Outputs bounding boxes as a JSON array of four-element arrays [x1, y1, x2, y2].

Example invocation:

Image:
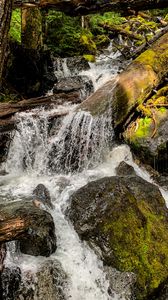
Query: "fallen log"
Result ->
[[79, 32, 168, 130], [99, 23, 143, 41], [0, 200, 56, 256], [13, 0, 168, 16], [130, 24, 168, 59], [0, 91, 81, 120]]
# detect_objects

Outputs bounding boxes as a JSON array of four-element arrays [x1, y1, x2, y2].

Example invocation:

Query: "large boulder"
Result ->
[[67, 173, 168, 299], [0, 201, 56, 257]]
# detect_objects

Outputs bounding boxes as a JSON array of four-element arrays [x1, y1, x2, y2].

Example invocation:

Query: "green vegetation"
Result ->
[[45, 10, 124, 57], [9, 9, 21, 43], [100, 190, 168, 299]]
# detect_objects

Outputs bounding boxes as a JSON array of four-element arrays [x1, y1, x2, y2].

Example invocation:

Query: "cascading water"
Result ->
[[1, 49, 165, 300], [0, 50, 124, 300]]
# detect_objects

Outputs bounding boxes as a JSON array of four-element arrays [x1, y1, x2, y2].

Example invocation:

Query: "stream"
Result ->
[[0, 48, 168, 300]]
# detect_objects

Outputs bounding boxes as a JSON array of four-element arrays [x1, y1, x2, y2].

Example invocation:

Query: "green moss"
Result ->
[[135, 117, 152, 138], [101, 198, 168, 299], [83, 54, 95, 62], [10, 9, 21, 43]]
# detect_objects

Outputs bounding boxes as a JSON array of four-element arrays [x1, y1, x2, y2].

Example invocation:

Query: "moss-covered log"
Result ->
[[79, 32, 168, 129], [0, 0, 13, 89], [14, 0, 168, 16]]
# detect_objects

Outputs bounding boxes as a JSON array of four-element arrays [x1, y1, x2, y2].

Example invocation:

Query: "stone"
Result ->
[[0, 201, 57, 257], [53, 75, 93, 101], [67, 174, 168, 299], [0, 259, 67, 300], [33, 183, 54, 209], [115, 161, 136, 176], [105, 267, 136, 300]]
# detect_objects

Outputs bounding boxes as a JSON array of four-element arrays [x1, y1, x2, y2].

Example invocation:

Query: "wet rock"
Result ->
[[0, 244, 6, 272], [66, 57, 90, 74], [33, 184, 54, 209], [53, 75, 93, 101], [54, 56, 90, 78], [67, 175, 168, 299], [1, 266, 21, 300], [1, 259, 67, 300], [0, 201, 56, 257], [105, 267, 136, 300], [115, 161, 136, 176]]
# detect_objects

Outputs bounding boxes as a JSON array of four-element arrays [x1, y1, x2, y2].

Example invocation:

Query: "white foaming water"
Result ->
[[80, 50, 121, 91], [52, 47, 121, 92]]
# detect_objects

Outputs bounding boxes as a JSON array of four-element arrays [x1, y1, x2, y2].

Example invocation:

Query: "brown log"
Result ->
[[0, 91, 81, 121], [79, 32, 168, 129], [0, 0, 13, 88], [13, 0, 168, 16]]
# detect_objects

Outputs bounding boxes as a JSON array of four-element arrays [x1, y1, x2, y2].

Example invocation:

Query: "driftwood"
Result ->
[[13, 0, 168, 16]]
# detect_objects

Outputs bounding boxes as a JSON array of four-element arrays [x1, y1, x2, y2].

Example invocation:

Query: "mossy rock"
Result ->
[[124, 106, 168, 174], [67, 174, 168, 299]]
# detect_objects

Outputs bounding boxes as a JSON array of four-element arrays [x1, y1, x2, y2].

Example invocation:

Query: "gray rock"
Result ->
[[67, 175, 168, 299], [1, 259, 67, 300], [33, 183, 54, 209], [105, 267, 136, 300], [115, 161, 136, 177], [53, 75, 93, 100], [0, 200, 57, 257]]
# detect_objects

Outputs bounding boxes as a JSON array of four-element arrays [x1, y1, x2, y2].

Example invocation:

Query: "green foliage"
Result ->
[[45, 11, 82, 56], [45, 10, 124, 57], [89, 12, 126, 35], [10, 9, 21, 43]]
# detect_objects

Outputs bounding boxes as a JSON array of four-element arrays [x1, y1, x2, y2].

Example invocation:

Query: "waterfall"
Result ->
[[0, 51, 132, 300]]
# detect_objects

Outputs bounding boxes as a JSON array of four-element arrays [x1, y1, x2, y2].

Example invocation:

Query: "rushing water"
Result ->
[[1, 50, 167, 300]]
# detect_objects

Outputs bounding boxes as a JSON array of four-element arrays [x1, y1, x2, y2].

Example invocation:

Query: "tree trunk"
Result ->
[[14, 0, 168, 16], [0, 0, 13, 89], [21, 6, 43, 50], [79, 32, 168, 130]]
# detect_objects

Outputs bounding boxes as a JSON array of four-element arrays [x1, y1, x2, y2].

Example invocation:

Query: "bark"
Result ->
[[21, 6, 43, 49], [79, 32, 168, 129], [0, 0, 13, 89], [14, 0, 168, 16]]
